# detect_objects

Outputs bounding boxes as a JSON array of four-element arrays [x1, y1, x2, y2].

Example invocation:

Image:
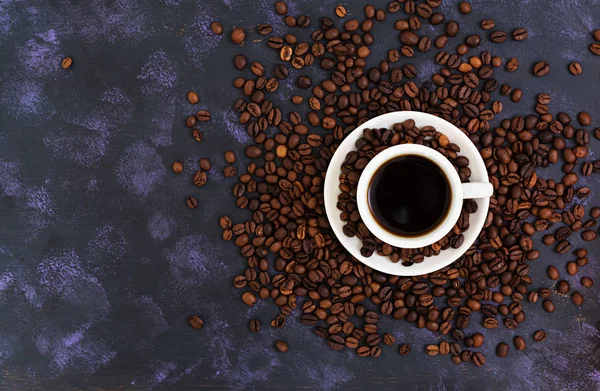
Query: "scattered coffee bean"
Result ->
[[547, 265, 559, 280], [210, 21, 223, 35], [459, 1, 472, 14], [569, 62, 582, 75], [275, 339, 289, 352], [399, 344, 411, 355], [188, 315, 204, 329], [533, 61, 550, 77], [61, 57, 73, 69], [242, 291, 257, 306], [578, 111, 592, 126], [590, 43, 600, 55], [335, 5, 347, 18], [172, 161, 183, 174], [581, 277, 594, 287], [496, 342, 509, 358], [571, 292, 584, 306], [186, 196, 198, 210], [231, 27, 246, 44], [514, 336, 526, 351], [512, 28, 528, 41], [224, 151, 236, 164], [542, 300, 555, 313], [249, 319, 261, 333], [533, 330, 547, 342], [199, 158, 211, 171], [481, 19, 495, 30]]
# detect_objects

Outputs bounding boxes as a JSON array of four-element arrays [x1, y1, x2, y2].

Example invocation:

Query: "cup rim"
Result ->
[[356, 144, 464, 249]]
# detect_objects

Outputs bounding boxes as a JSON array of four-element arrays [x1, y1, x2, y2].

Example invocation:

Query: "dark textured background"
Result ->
[[0, 0, 599, 389]]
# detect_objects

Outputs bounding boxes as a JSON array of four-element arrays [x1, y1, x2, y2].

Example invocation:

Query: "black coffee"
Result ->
[[368, 155, 450, 236]]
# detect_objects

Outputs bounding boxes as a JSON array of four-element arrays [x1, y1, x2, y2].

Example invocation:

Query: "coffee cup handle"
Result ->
[[462, 182, 494, 199]]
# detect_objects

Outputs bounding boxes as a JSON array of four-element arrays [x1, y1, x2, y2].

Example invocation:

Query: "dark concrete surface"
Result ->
[[0, 0, 599, 389]]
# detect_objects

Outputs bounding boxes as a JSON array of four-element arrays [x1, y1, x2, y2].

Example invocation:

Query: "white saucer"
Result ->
[[324, 111, 490, 276]]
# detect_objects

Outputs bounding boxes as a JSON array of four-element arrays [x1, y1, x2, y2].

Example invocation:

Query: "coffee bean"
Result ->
[[557, 280, 570, 294], [187, 91, 200, 104], [547, 266, 559, 280], [569, 62, 582, 75], [172, 161, 183, 174], [275, 339, 289, 352], [223, 166, 237, 178], [581, 277, 594, 287], [542, 300, 555, 313], [533, 330, 547, 342], [426, 344, 439, 356], [193, 170, 208, 187], [192, 129, 203, 142], [459, 1, 472, 14], [506, 57, 519, 72], [210, 21, 223, 35], [188, 315, 204, 329], [198, 158, 211, 171], [514, 336, 526, 351], [249, 319, 261, 333], [257, 24, 273, 35], [481, 19, 495, 30], [383, 333, 395, 346], [533, 61, 550, 77], [234, 55, 247, 70], [590, 43, 600, 55], [490, 30, 507, 43], [473, 352, 485, 367], [224, 151, 236, 164], [399, 344, 411, 355], [578, 111, 592, 126], [335, 5, 347, 17], [496, 342, 509, 358], [511, 28, 527, 40], [186, 196, 198, 209], [196, 110, 211, 122], [61, 56, 73, 69], [572, 292, 584, 306], [231, 27, 246, 44]]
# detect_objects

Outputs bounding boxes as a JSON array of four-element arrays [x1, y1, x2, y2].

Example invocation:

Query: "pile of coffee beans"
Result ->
[[178, 1, 599, 363], [338, 121, 475, 264]]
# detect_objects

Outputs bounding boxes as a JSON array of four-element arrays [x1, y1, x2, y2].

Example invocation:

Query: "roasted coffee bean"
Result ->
[[590, 43, 600, 55], [210, 21, 223, 35], [399, 344, 411, 355], [496, 342, 509, 358], [275, 339, 289, 352], [188, 315, 204, 329], [187, 91, 199, 104], [231, 27, 246, 44], [542, 300, 555, 313], [533, 61, 550, 77], [569, 62, 582, 75], [249, 319, 261, 333], [481, 19, 495, 30], [459, 1, 472, 14], [426, 344, 439, 356], [61, 57, 73, 69], [514, 336, 526, 351], [533, 330, 547, 342], [186, 196, 198, 210], [490, 30, 507, 43]]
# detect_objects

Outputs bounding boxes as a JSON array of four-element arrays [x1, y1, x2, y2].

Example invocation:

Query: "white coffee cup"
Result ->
[[356, 144, 493, 249]]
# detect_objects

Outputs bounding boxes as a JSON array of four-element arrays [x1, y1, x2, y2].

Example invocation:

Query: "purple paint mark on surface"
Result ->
[[37, 249, 109, 319], [0, 159, 23, 197], [149, 116, 175, 147], [34, 327, 116, 375], [78, 0, 150, 44], [179, 2, 222, 70], [85, 224, 128, 274], [0, 79, 54, 118], [137, 50, 178, 96], [115, 141, 166, 197], [299, 362, 354, 391], [0, 272, 14, 291], [25, 186, 55, 216], [147, 213, 175, 241], [166, 234, 226, 285], [19, 32, 61, 76], [222, 108, 251, 144], [43, 131, 109, 167]]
